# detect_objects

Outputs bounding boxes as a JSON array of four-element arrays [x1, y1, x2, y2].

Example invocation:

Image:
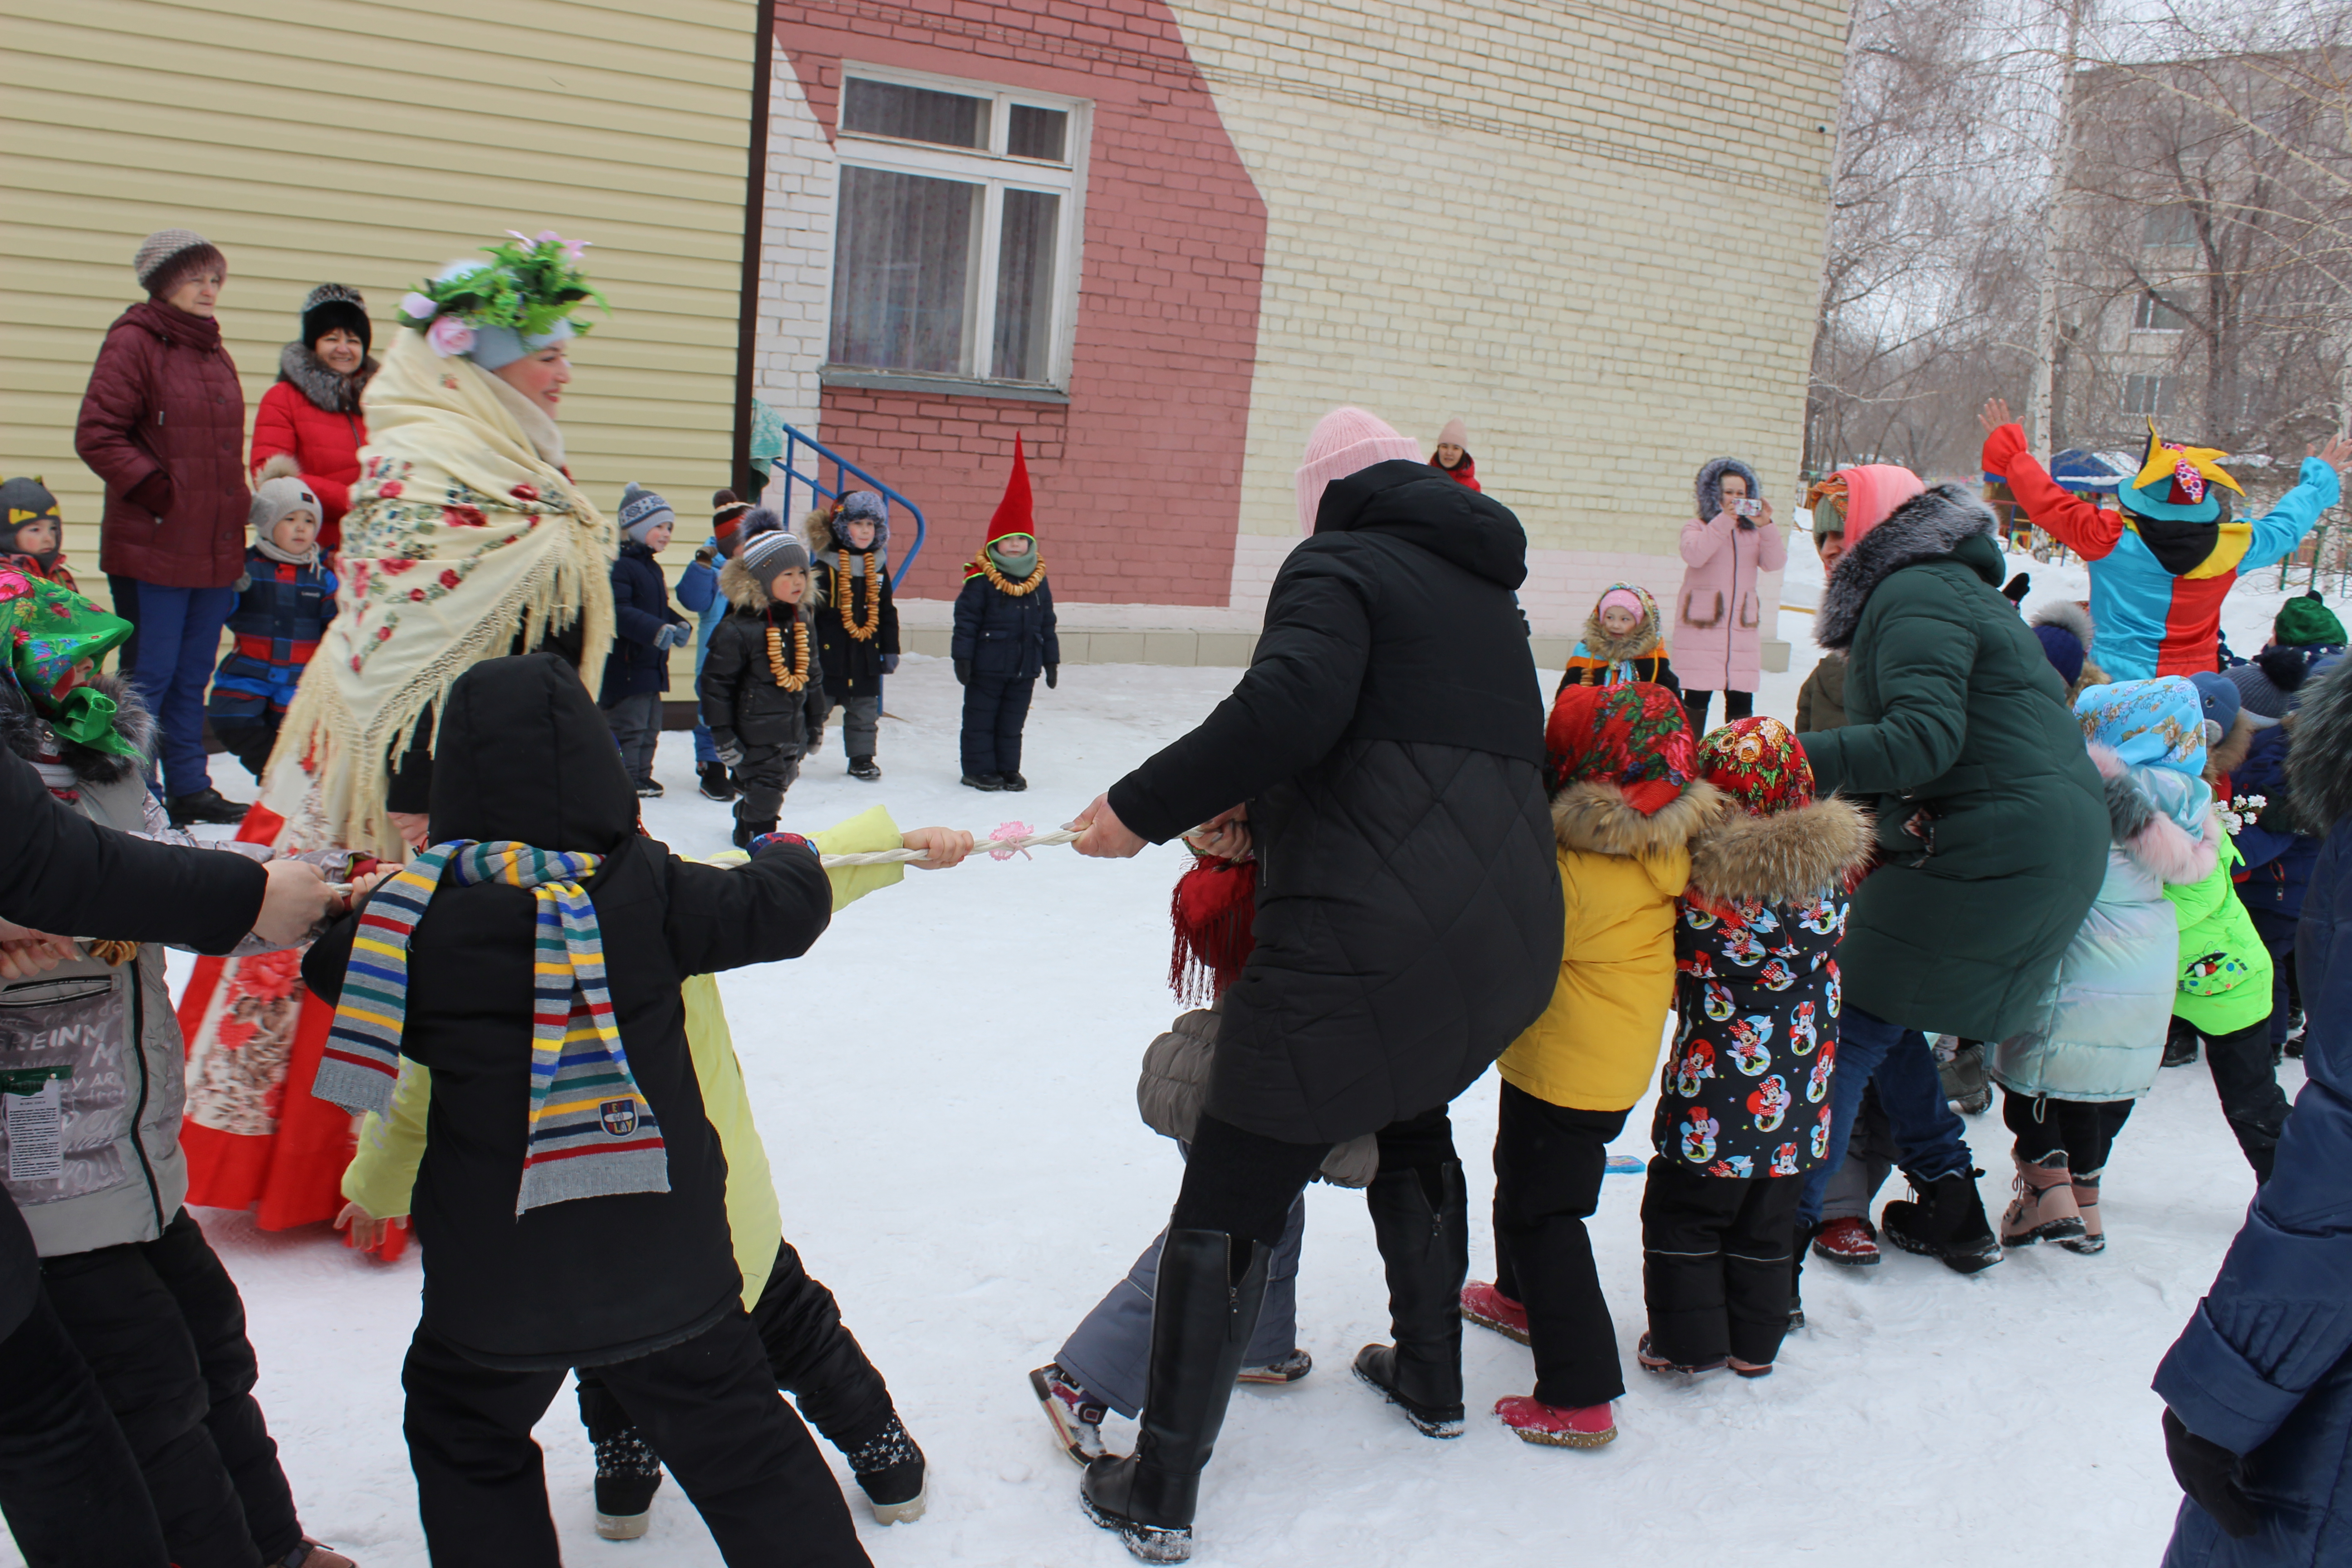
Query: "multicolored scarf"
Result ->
[[312, 840, 667, 1215], [1544, 679, 1697, 811]]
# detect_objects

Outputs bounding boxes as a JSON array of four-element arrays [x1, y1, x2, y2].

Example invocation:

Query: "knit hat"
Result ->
[[1544, 680, 1698, 810], [739, 523, 809, 585], [2226, 662, 2289, 722], [2034, 622, 2087, 689], [0, 569, 138, 756], [250, 475, 321, 541], [398, 232, 604, 366], [299, 283, 371, 353], [1295, 407, 1422, 534], [2190, 669, 2257, 735], [617, 481, 674, 545], [711, 490, 752, 558], [133, 229, 225, 295], [1826, 464, 1926, 548], [2079, 676, 2205, 775], [1, 476, 62, 555], [1437, 417, 1469, 449], [2274, 592, 2346, 648], [1695, 716, 1815, 816], [1597, 587, 1645, 622]]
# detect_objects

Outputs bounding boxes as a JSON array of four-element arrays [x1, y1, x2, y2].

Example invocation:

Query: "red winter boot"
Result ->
[[1459, 1281, 1529, 1345], [1495, 1395, 1616, 1449], [1810, 1215, 1881, 1267]]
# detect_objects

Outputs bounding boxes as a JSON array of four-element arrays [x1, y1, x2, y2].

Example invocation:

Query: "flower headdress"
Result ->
[[396, 231, 607, 360]]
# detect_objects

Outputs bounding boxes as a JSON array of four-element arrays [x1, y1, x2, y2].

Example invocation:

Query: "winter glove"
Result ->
[[953, 658, 970, 687], [127, 471, 175, 519], [693, 547, 715, 565], [1045, 664, 1058, 690], [2002, 571, 2032, 606], [714, 737, 745, 769], [2163, 1408, 2259, 1539], [653, 622, 689, 650], [882, 653, 900, 675]]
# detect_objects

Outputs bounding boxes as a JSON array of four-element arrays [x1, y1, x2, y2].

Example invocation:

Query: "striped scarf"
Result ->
[[312, 840, 668, 1215]]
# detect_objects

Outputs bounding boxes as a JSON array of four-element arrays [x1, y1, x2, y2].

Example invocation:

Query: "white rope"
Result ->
[[816, 825, 1086, 868]]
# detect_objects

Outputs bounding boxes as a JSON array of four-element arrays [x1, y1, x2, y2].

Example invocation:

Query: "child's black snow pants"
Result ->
[[1639, 1158, 1804, 1370], [1490, 1083, 1630, 1410]]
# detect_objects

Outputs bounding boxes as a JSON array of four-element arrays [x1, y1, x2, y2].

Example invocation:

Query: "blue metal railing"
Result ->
[[769, 423, 927, 588]]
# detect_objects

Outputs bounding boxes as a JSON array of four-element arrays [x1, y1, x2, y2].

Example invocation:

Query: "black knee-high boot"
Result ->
[[1081, 1229, 1270, 1563], [1353, 1160, 1469, 1438]]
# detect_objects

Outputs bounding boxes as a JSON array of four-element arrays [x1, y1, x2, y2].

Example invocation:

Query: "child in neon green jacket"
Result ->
[[339, 804, 949, 1533], [2166, 833, 2285, 1180]]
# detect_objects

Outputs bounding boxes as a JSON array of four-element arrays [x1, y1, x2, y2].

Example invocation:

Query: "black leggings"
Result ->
[[2001, 1089, 2135, 1175], [1171, 1108, 1458, 1253], [1682, 690, 1754, 731]]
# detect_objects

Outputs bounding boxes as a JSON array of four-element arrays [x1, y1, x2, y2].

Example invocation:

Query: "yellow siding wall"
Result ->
[[0, 0, 755, 611]]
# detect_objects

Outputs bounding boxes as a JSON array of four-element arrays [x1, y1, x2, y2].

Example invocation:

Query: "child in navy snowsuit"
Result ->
[[207, 469, 337, 782], [952, 436, 1056, 792]]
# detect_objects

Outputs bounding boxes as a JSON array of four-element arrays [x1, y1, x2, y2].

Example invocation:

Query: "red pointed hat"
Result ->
[[986, 433, 1036, 547]]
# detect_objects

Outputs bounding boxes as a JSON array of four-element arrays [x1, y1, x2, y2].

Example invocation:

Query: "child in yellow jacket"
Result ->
[[1461, 680, 1723, 1450]]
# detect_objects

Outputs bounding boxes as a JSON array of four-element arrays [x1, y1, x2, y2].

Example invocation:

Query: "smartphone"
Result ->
[[1733, 498, 1763, 518]]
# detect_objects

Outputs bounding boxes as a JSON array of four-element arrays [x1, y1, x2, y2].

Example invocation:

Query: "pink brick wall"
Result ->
[[774, 2, 1267, 605]]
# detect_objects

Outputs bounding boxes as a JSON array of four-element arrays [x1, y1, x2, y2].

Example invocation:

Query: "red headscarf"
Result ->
[[1544, 680, 1697, 812], [1695, 716, 1814, 816]]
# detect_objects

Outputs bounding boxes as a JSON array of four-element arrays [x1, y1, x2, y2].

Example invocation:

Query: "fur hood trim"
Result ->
[[275, 340, 376, 415], [2030, 598, 2095, 652], [2289, 657, 2352, 829], [0, 671, 153, 784], [1686, 794, 1872, 906], [1576, 604, 1663, 663], [718, 553, 772, 612], [2092, 744, 2220, 885], [1693, 457, 1762, 521], [2206, 710, 2255, 783], [802, 505, 890, 557], [1815, 483, 1998, 650], [1552, 778, 1725, 858]]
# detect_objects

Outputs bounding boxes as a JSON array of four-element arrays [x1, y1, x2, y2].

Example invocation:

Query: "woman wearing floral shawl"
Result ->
[[178, 233, 617, 1239]]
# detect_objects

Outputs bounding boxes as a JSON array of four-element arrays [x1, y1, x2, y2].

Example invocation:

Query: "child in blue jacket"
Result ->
[[207, 466, 337, 782], [600, 482, 690, 797]]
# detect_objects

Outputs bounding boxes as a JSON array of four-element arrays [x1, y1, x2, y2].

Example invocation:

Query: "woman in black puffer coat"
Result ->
[[1071, 407, 1560, 1563]]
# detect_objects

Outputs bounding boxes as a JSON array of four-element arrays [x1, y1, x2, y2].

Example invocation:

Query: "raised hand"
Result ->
[[1979, 397, 2016, 437], [2308, 432, 2352, 480]]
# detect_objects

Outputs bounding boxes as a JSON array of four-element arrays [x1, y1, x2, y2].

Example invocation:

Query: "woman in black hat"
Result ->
[[249, 283, 376, 551]]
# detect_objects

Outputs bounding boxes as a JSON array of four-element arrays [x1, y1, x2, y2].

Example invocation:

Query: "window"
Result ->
[[2134, 293, 2187, 332], [2143, 208, 2197, 247], [2121, 374, 2178, 416], [828, 68, 1086, 387]]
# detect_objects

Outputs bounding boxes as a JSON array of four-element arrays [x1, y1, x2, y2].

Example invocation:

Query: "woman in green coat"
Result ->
[[1795, 472, 2108, 1272]]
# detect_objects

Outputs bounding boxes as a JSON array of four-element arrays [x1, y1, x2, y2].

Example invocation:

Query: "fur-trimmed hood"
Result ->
[[803, 504, 890, 559], [2289, 657, 2352, 830], [1693, 456, 1762, 521], [1815, 483, 1999, 649], [718, 553, 778, 613], [2030, 598, 2095, 655], [1575, 586, 1665, 663], [2206, 710, 2256, 784], [1686, 794, 1872, 906], [0, 671, 153, 785], [2091, 742, 2219, 886], [1552, 778, 1725, 859], [275, 340, 377, 415]]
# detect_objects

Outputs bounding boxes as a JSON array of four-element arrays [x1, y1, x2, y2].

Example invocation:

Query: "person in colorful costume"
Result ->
[[1979, 398, 2350, 680], [176, 231, 616, 1245]]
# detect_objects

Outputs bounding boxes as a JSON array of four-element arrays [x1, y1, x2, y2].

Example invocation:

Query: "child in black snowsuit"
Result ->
[[301, 653, 872, 1567], [952, 436, 1057, 792], [807, 490, 899, 781], [1644, 716, 1870, 1377], [699, 514, 826, 847]]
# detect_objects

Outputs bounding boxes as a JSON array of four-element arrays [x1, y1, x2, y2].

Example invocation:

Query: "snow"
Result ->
[[33, 545, 2311, 1567]]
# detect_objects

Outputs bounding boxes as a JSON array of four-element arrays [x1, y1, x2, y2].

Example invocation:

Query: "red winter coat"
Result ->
[[250, 344, 372, 549], [75, 300, 248, 589]]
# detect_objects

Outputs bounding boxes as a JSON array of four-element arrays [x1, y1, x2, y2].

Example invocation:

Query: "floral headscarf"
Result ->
[[1544, 679, 1696, 811], [0, 568, 136, 755], [2076, 676, 2205, 777], [1696, 716, 1814, 816]]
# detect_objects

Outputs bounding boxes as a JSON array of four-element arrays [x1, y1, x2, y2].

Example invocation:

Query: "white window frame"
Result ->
[[2133, 292, 2186, 333], [2121, 373, 2179, 416], [827, 63, 1090, 390]]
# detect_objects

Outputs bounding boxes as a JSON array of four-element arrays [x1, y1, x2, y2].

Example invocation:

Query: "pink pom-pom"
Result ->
[[988, 821, 1034, 861]]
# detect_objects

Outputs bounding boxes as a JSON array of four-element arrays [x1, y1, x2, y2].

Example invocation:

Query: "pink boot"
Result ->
[[1999, 1151, 2084, 1245], [2060, 1167, 2106, 1254], [1460, 1281, 1529, 1345], [1495, 1395, 1616, 1448]]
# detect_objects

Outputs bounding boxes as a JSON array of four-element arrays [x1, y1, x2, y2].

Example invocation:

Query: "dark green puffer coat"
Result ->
[[1798, 483, 2107, 1042]]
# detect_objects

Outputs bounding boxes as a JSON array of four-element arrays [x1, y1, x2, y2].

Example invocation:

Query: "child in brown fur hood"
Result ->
[[1557, 582, 1678, 696], [1643, 716, 1872, 1381], [696, 510, 826, 848]]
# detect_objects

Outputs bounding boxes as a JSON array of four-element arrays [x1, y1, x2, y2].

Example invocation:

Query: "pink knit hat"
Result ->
[[1833, 464, 1926, 547], [1295, 407, 1424, 534]]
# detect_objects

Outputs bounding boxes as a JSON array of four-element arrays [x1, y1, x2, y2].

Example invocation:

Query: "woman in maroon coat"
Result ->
[[73, 229, 250, 825], [249, 284, 374, 551]]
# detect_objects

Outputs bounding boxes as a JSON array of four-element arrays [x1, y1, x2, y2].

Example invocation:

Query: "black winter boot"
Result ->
[[697, 759, 737, 801], [848, 755, 882, 781], [1081, 1230, 1270, 1563], [1353, 1160, 1469, 1438], [590, 1425, 663, 1540], [731, 813, 777, 851], [2163, 1017, 2201, 1067], [1881, 1170, 2003, 1274], [846, 1412, 927, 1524]]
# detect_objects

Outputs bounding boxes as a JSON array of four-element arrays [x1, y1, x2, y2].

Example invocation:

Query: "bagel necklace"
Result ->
[[765, 611, 811, 690], [837, 554, 882, 641]]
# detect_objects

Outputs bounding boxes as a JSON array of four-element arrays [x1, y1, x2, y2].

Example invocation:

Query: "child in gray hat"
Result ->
[[697, 511, 827, 846]]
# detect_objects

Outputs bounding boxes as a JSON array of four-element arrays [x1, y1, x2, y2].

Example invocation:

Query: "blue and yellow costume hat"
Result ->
[[2119, 417, 2244, 524]]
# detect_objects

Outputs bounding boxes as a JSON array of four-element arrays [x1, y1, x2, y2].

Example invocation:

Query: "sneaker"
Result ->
[[1635, 1331, 1725, 1377], [634, 779, 663, 799], [1495, 1394, 1616, 1449], [1460, 1281, 1531, 1345], [1238, 1348, 1313, 1385], [848, 755, 882, 781], [961, 773, 1004, 791], [2000, 1151, 2085, 1246], [593, 1428, 663, 1540], [2163, 1017, 2201, 1067], [999, 770, 1029, 792], [1029, 1363, 1108, 1465], [1881, 1170, 2004, 1274], [167, 787, 248, 827], [696, 760, 737, 801], [1811, 1215, 1881, 1267], [847, 1413, 927, 1525]]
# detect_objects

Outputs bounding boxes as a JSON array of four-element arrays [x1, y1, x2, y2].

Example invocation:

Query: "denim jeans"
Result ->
[[112, 578, 235, 799], [1798, 1004, 1975, 1227]]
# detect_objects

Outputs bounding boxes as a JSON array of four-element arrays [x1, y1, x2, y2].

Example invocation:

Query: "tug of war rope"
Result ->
[[813, 820, 1082, 867]]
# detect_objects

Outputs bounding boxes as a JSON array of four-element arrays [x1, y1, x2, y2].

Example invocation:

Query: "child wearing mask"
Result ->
[[1558, 583, 1676, 694], [699, 512, 826, 848], [953, 436, 1058, 792], [0, 477, 75, 589], [206, 465, 338, 783], [807, 490, 900, 781], [1461, 681, 1724, 1449], [601, 481, 691, 798]]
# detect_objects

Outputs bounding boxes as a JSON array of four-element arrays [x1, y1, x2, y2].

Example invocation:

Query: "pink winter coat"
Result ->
[[1673, 509, 1786, 691]]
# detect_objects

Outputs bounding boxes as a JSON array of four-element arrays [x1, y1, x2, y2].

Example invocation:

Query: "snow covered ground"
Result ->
[[32, 540, 2321, 1567]]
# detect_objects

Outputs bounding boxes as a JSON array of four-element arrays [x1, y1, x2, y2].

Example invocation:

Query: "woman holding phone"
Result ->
[[1675, 456, 1786, 730]]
